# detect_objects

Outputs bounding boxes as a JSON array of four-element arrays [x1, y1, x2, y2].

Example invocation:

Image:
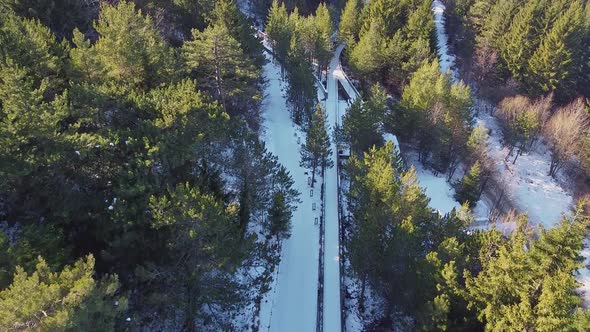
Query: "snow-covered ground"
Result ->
[[410, 154, 461, 215], [475, 107, 573, 227], [259, 54, 321, 331], [432, 0, 457, 80]]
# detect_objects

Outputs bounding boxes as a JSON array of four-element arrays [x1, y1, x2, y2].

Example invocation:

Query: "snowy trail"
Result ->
[[259, 55, 320, 331], [432, 0, 456, 79]]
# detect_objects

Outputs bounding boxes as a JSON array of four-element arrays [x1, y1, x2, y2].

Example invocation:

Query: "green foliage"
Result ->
[[454, 161, 482, 207], [0, 255, 125, 331], [350, 21, 385, 80], [90, 1, 178, 88], [349, 0, 434, 88], [0, 13, 66, 89], [458, 0, 588, 99], [498, 0, 542, 82], [342, 85, 386, 154], [266, 0, 292, 63], [148, 183, 251, 328], [339, 0, 361, 47], [0, 0, 91, 35], [183, 23, 261, 116], [300, 104, 332, 184], [0, 1, 292, 329], [463, 210, 590, 331], [347, 142, 471, 322], [0, 60, 60, 185], [398, 60, 472, 170], [268, 191, 292, 240], [209, 0, 265, 67], [526, 1, 584, 101], [265, 0, 325, 126], [403, 0, 435, 44], [466, 123, 489, 163]]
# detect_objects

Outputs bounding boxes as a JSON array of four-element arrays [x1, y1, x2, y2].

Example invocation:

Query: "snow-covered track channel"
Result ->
[[259, 53, 321, 331]]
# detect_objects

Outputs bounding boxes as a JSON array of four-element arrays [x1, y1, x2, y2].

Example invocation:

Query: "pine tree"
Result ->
[[0, 13, 66, 89], [527, 1, 584, 100], [399, 60, 472, 170], [300, 104, 332, 186], [314, 3, 332, 79], [404, 0, 434, 43], [209, 0, 265, 67], [285, 29, 316, 125], [477, 0, 519, 49], [92, 1, 177, 88], [467, 123, 489, 163], [347, 142, 449, 319], [268, 191, 292, 240], [339, 0, 361, 47], [350, 21, 385, 79], [463, 210, 590, 331], [499, 0, 542, 82], [342, 85, 386, 154], [454, 161, 482, 207], [68, 28, 102, 83], [0, 0, 91, 35], [149, 183, 252, 331], [360, 0, 406, 38], [182, 23, 260, 115], [0, 255, 125, 331], [265, 0, 292, 64], [0, 60, 57, 182]]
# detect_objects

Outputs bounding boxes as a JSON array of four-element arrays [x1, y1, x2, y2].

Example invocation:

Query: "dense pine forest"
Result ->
[[2, 0, 590, 331], [0, 0, 305, 330]]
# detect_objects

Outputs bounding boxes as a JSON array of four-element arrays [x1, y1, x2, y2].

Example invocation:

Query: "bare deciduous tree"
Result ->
[[545, 98, 589, 177], [473, 43, 499, 85], [497, 93, 553, 164]]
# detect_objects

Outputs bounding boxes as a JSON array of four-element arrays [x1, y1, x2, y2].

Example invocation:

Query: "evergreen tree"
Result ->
[[404, 0, 435, 43], [350, 21, 385, 79], [454, 161, 482, 207], [466, 123, 490, 163], [268, 191, 292, 240], [0, 60, 57, 183], [0, 255, 125, 331], [285, 30, 316, 125], [360, 0, 407, 38], [0, 13, 66, 90], [499, 0, 542, 81], [463, 210, 590, 331], [347, 142, 460, 322], [182, 23, 261, 116], [342, 85, 386, 154], [526, 0, 584, 100], [209, 0, 265, 67], [0, 0, 91, 36], [314, 2, 332, 79], [148, 183, 252, 331], [339, 0, 361, 47], [266, 0, 292, 64], [300, 104, 332, 186], [91, 1, 178, 88], [398, 60, 472, 171], [477, 0, 519, 49]]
